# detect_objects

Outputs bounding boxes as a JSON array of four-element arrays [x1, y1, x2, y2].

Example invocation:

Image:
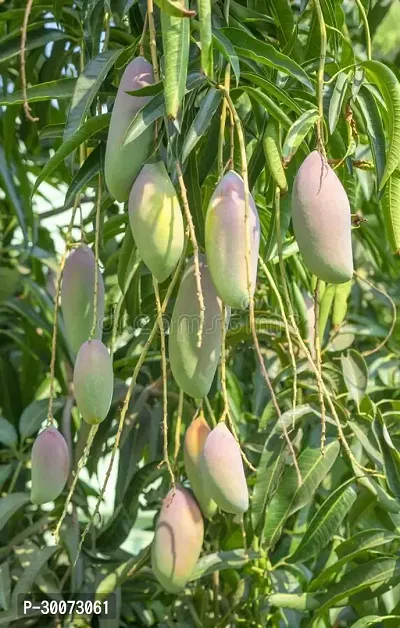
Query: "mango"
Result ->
[[61, 245, 104, 357], [169, 254, 229, 398], [128, 162, 184, 283], [201, 422, 248, 515], [31, 427, 69, 504], [151, 485, 204, 593], [205, 170, 260, 309], [105, 56, 154, 202], [183, 415, 217, 519], [292, 151, 354, 284], [73, 339, 113, 425]]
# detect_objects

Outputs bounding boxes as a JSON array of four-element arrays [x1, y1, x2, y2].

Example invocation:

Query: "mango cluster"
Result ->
[[151, 417, 249, 592], [30, 246, 114, 504]]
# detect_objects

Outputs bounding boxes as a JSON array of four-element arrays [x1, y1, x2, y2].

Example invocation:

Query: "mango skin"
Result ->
[[205, 170, 260, 309], [201, 422, 249, 515], [73, 339, 114, 425], [61, 246, 105, 358], [169, 255, 230, 399], [105, 56, 154, 202], [31, 427, 70, 505], [151, 485, 204, 593], [184, 416, 217, 519], [128, 162, 184, 283], [292, 151, 354, 284]]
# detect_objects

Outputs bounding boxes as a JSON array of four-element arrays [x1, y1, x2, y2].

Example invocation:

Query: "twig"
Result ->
[[147, 0, 159, 82], [139, 12, 148, 58], [219, 85, 302, 486], [176, 162, 205, 348], [258, 253, 298, 430], [89, 176, 101, 340], [54, 424, 98, 545], [47, 198, 80, 425], [20, 0, 38, 122], [173, 389, 184, 467], [314, 0, 327, 155], [75, 233, 189, 557], [314, 279, 327, 455], [153, 278, 175, 492], [354, 0, 372, 60]]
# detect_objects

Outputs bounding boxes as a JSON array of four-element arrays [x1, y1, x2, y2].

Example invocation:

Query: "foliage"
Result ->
[[0, 0, 400, 626]]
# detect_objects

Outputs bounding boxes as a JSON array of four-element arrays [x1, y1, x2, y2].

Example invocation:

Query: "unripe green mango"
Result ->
[[318, 283, 336, 342], [61, 246, 104, 358], [205, 170, 260, 309], [31, 427, 69, 504], [73, 339, 114, 425], [201, 422, 248, 515], [184, 415, 217, 519], [169, 255, 230, 399], [151, 485, 204, 593], [105, 56, 154, 202], [332, 279, 352, 330], [292, 151, 354, 284], [128, 162, 184, 283]]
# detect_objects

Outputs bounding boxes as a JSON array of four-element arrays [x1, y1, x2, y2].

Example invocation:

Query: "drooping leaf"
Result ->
[[373, 410, 400, 499], [288, 480, 357, 563], [282, 109, 319, 162], [341, 349, 368, 407], [64, 48, 124, 144], [363, 61, 400, 188], [181, 88, 221, 163]]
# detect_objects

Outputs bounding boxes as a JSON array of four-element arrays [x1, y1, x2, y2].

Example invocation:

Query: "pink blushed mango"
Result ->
[[205, 170, 260, 309], [73, 339, 113, 425], [184, 416, 217, 519], [105, 56, 154, 202], [201, 422, 249, 515], [151, 485, 204, 593], [292, 151, 353, 284], [61, 245, 104, 358], [31, 427, 69, 505]]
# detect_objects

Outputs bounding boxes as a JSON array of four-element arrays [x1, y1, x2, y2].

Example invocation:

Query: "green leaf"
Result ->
[[64, 144, 103, 208], [263, 441, 340, 548], [32, 113, 111, 196], [241, 72, 302, 115], [329, 71, 349, 134], [363, 60, 400, 188], [122, 92, 165, 145], [373, 409, 400, 499], [211, 29, 240, 86], [316, 557, 400, 616], [181, 88, 221, 163], [154, 0, 195, 17], [235, 86, 292, 129], [198, 0, 213, 78], [0, 148, 27, 242], [351, 616, 400, 628], [0, 28, 69, 64], [64, 49, 123, 144], [221, 27, 313, 91], [161, 2, 190, 120], [288, 480, 357, 564], [0, 79, 76, 106], [19, 398, 64, 441], [0, 563, 10, 612], [341, 349, 368, 407], [381, 170, 400, 255], [309, 528, 400, 592], [190, 550, 261, 581], [282, 109, 319, 162], [0, 494, 29, 534], [11, 546, 57, 607], [357, 85, 386, 190], [0, 418, 17, 450]]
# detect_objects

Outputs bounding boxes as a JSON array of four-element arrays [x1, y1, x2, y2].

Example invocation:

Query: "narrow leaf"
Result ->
[[282, 109, 319, 162], [181, 88, 221, 163], [329, 71, 349, 134], [341, 349, 368, 407], [288, 480, 357, 563], [373, 409, 400, 499], [0, 79, 76, 106]]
